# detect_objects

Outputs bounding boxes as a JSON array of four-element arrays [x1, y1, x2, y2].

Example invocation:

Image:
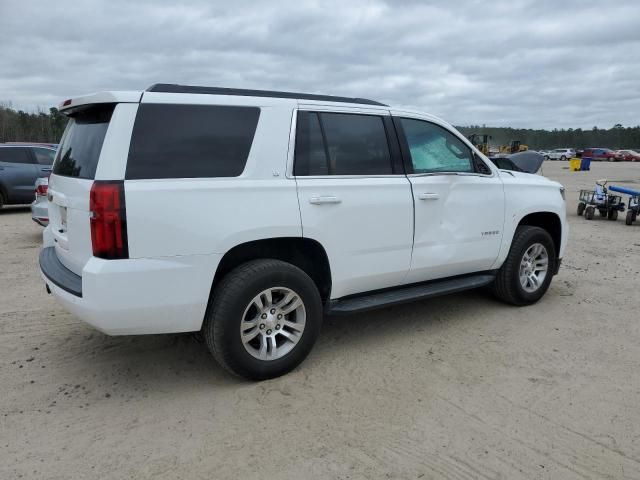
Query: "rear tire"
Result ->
[[577, 202, 585, 216], [608, 209, 618, 221], [0, 190, 4, 209], [585, 206, 595, 220], [492, 226, 556, 306], [203, 259, 323, 380], [626, 210, 634, 225]]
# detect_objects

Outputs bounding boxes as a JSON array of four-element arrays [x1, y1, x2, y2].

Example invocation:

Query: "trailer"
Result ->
[[577, 180, 625, 220], [608, 185, 640, 226]]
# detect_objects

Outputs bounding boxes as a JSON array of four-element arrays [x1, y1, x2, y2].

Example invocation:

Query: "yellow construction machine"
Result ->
[[467, 133, 491, 156], [499, 140, 528, 154]]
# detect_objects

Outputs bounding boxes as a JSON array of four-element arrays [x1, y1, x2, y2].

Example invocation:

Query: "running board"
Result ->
[[327, 273, 496, 315]]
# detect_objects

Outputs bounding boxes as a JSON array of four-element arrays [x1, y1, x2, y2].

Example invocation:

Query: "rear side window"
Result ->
[[0, 147, 33, 164], [294, 112, 328, 176], [294, 111, 392, 176], [33, 148, 56, 165], [126, 104, 260, 179], [53, 104, 114, 179]]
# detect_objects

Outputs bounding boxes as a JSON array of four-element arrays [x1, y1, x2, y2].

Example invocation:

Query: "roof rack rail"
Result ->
[[146, 84, 388, 107]]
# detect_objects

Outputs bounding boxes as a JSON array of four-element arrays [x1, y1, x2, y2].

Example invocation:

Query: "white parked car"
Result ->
[[39, 85, 568, 380], [547, 148, 576, 161]]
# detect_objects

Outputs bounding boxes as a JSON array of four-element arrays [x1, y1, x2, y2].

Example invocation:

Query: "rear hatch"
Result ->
[[48, 104, 115, 275]]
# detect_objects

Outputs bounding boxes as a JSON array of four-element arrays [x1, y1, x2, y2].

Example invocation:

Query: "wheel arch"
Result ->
[[0, 181, 8, 204], [212, 237, 332, 304], [517, 211, 562, 256]]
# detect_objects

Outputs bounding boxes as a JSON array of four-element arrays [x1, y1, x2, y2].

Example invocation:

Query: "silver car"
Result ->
[[31, 176, 49, 226]]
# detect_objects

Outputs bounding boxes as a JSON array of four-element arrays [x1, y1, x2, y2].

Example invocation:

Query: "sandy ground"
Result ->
[[1, 161, 639, 480]]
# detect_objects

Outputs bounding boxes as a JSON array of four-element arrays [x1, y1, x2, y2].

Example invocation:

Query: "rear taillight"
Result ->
[[36, 184, 48, 197], [89, 181, 128, 259]]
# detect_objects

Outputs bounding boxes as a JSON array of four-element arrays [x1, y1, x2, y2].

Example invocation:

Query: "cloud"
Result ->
[[1, 0, 638, 128]]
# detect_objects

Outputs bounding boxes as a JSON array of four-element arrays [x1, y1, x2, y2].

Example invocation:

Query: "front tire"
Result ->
[[585, 206, 595, 220], [560, 155, 567, 161], [577, 202, 585, 216], [492, 226, 556, 306], [203, 259, 323, 380], [608, 209, 618, 221]]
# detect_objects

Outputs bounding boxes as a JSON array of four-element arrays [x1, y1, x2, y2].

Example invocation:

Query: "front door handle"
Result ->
[[41, 167, 52, 172], [309, 195, 341, 205], [418, 193, 440, 200]]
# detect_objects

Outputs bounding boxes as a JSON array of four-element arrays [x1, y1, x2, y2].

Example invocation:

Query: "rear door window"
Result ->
[[0, 147, 33, 164], [294, 111, 392, 176], [33, 148, 56, 165], [53, 104, 115, 179], [126, 104, 260, 179]]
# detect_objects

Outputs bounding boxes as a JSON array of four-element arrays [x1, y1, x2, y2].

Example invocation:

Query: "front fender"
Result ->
[[492, 177, 567, 269]]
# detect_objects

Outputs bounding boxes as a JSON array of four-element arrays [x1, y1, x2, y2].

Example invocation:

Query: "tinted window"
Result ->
[[294, 112, 392, 176], [400, 118, 473, 174], [33, 147, 56, 165], [294, 112, 328, 176], [0, 147, 32, 164], [126, 104, 260, 179], [52, 104, 114, 179]]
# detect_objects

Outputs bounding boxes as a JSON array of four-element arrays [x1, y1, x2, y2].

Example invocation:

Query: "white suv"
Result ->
[[39, 84, 568, 379], [547, 148, 576, 161]]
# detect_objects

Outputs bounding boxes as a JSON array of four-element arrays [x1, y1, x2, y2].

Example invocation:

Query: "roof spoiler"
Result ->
[[58, 91, 143, 115]]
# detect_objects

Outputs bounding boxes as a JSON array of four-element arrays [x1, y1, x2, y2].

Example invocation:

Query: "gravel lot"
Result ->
[[2, 162, 639, 479]]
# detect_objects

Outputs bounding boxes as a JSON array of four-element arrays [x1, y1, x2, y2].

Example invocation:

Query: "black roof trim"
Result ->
[[146, 84, 388, 107]]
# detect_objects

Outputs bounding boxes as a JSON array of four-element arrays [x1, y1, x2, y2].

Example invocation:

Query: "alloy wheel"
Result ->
[[240, 287, 306, 361], [519, 243, 549, 293]]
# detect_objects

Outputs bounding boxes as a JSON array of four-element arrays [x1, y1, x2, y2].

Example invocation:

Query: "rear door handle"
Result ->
[[309, 195, 341, 205], [41, 167, 52, 172], [418, 193, 440, 200]]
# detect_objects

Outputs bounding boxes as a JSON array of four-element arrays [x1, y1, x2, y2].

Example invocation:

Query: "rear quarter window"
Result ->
[[125, 104, 260, 179]]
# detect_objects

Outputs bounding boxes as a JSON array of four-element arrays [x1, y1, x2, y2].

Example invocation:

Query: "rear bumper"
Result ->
[[40, 247, 222, 335], [40, 247, 82, 296], [31, 200, 49, 226]]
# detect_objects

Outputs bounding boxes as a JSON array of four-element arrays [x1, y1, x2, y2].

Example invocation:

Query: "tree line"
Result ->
[[0, 104, 68, 144], [456, 124, 640, 150], [1, 104, 639, 150]]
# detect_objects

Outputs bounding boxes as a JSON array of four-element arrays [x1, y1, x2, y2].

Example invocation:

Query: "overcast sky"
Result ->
[[1, 0, 638, 129]]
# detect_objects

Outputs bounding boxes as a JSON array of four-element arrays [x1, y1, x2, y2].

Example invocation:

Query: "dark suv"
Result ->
[[0, 145, 56, 208]]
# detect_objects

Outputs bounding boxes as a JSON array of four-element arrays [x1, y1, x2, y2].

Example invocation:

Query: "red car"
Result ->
[[615, 150, 640, 162], [583, 148, 616, 161]]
